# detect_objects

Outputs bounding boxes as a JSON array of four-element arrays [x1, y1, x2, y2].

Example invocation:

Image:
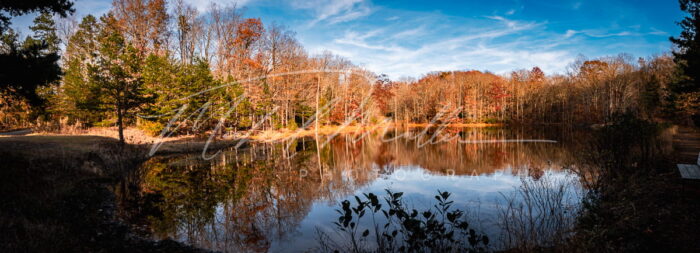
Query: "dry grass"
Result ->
[[32, 124, 193, 145], [244, 123, 394, 142], [82, 127, 196, 144], [240, 122, 503, 142], [497, 174, 581, 251], [9, 122, 506, 156], [0, 135, 148, 176], [0, 135, 116, 157], [33, 117, 86, 135]]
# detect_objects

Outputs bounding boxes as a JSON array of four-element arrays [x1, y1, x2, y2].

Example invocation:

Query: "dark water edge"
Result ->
[[3, 123, 700, 252], [111, 124, 700, 252], [0, 142, 207, 253], [114, 127, 575, 250]]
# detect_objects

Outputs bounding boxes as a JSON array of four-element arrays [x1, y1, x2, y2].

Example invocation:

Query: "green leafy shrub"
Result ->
[[318, 190, 489, 253]]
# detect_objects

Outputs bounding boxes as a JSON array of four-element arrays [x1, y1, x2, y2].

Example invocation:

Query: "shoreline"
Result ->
[[0, 136, 207, 252], [2, 122, 505, 152], [1, 123, 698, 252], [243, 122, 504, 142]]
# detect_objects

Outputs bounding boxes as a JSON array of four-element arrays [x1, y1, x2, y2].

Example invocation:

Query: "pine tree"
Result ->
[[0, 1, 73, 105], [670, 0, 700, 124], [0, 11, 62, 106], [141, 54, 219, 135], [28, 11, 61, 54], [0, 0, 73, 33], [89, 14, 150, 143], [58, 15, 104, 123]]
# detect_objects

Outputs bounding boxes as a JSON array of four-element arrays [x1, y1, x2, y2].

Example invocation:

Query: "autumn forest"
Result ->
[[2, 0, 700, 252], [0, 0, 696, 142]]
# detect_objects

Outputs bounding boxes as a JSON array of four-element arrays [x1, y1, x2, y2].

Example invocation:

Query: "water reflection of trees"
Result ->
[[332, 127, 584, 177], [117, 127, 594, 252]]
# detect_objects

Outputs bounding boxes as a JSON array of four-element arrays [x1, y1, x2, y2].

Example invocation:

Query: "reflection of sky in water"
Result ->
[[127, 128, 587, 252], [268, 166, 580, 252]]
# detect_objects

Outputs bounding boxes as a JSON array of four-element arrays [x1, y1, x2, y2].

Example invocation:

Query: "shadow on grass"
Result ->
[[0, 137, 211, 252]]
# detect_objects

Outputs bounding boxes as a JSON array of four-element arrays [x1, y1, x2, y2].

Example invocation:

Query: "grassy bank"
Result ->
[[25, 122, 503, 144], [0, 136, 208, 252]]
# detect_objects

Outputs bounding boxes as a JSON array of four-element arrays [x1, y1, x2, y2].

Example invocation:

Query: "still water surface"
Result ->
[[117, 128, 584, 252]]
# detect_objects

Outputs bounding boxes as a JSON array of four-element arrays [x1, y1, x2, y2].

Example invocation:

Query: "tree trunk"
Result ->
[[117, 105, 125, 144], [315, 73, 321, 131]]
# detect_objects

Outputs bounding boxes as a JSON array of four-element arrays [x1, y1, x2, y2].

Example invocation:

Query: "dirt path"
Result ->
[[0, 128, 32, 136], [672, 126, 700, 163]]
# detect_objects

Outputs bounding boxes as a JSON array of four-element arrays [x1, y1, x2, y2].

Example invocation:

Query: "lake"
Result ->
[[116, 127, 587, 252]]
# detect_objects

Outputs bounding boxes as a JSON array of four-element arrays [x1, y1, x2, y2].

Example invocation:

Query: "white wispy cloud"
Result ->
[[314, 14, 571, 78], [573, 2, 582, 9], [486, 15, 519, 28], [390, 26, 426, 39], [649, 28, 668, 36], [290, 0, 372, 26], [334, 30, 404, 52], [564, 28, 668, 39], [566, 29, 634, 38]]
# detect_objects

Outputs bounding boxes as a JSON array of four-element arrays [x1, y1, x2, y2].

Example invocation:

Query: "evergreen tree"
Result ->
[[0, 0, 73, 105], [0, 11, 62, 106], [671, 0, 700, 92], [671, 0, 700, 124], [141, 54, 219, 135], [89, 14, 150, 143], [28, 11, 61, 54], [58, 15, 103, 124], [0, 0, 73, 33]]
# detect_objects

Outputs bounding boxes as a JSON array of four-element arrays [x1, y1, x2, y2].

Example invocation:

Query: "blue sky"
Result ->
[[10, 0, 684, 79]]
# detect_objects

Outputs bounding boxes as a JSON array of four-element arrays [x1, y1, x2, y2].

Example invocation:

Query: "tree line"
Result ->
[[1, 0, 699, 143], [389, 55, 678, 125]]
